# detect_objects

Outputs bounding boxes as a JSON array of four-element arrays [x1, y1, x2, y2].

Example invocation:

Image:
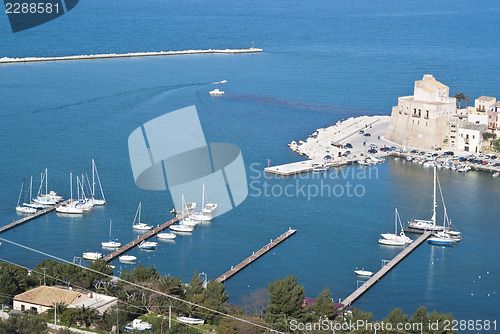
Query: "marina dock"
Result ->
[[341, 232, 431, 307], [102, 213, 187, 262], [216, 228, 297, 283], [0, 200, 70, 234], [0, 48, 263, 64]]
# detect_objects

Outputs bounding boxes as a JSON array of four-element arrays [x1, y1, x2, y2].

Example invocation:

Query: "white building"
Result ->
[[13, 285, 117, 315], [385, 74, 457, 149], [456, 123, 486, 153]]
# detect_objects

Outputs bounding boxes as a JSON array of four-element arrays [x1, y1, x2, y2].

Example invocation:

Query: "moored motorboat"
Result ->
[[170, 224, 194, 232], [354, 269, 373, 277], [177, 316, 205, 326], [119, 255, 137, 262], [157, 232, 176, 240], [138, 241, 158, 250], [82, 252, 103, 260]]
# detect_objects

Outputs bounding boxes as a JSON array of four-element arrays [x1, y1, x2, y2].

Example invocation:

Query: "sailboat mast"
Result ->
[[70, 172, 73, 201], [45, 168, 48, 195], [394, 208, 398, 235], [29, 176, 33, 204], [109, 220, 112, 239], [92, 159, 95, 199], [17, 181, 24, 206], [432, 166, 437, 226], [202, 184, 205, 209]]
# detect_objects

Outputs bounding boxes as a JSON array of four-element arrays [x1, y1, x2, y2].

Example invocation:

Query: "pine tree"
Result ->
[[264, 276, 305, 330]]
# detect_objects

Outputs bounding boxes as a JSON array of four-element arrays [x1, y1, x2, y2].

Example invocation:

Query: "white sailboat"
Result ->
[[75, 175, 94, 212], [379, 208, 411, 246], [189, 185, 216, 221], [33, 168, 63, 205], [132, 202, 152, 230], [15, 180, 37, 214], [56, 173, 83, 214], [408, 167, 446, 232], [101, 220, 121, 248], [91, 159, 106, 205], [22, 176, 43, 210]]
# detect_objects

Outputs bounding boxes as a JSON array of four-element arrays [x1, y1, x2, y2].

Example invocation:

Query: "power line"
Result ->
[[0, 237, 283, 333]]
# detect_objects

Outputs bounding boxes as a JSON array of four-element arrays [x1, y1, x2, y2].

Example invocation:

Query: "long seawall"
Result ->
[[0, 48, 263, 64]]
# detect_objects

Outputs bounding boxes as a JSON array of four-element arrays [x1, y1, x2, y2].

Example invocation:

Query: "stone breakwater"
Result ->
[[0, 48, 263, 64]]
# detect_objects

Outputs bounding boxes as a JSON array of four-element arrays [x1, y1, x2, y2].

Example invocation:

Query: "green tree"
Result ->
[[103, 304, 132, 332], [383, 307, 408, 330], [454, 93, 466, 109], [73, 305, 99, 328], [264, 276, 305, 330], [120, 264, 161, 283], [429, 310, 456, 334], [408, 306, 430, 333], [186, 270, 204, 296], [0, 314, 48, 334], [201, 279, 229, 324], [311, 287, 336, 321], [0, 263, 31, 303]]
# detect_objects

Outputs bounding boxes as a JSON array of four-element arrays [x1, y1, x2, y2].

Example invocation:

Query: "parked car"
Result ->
[[410, 149, 418, 154], [482, 161, 489, 165], [418, 151, 425, 156], [490, 155, 497, 160], [359, 130, 364, 134], [344, 143, 353, 149], [368, 148, 377, 154], [342, 151, 351, 157], [369, 143, 378, 148], [494, 163, 500, 167], [363, 133, 371, 137], [444, 151, 454, 156]]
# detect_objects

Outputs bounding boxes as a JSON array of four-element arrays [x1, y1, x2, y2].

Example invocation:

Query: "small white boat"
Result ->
[[492, 171, 500, 178], [101, 220, 121, 248], [138, 241, 158, 250], [170, 224, 194, 232], [90, 159, 106, 205], [157, 232, 176, 240], [132, 202, 152, 230], [56, 173, 83, 214], [16, 177, 38, 214], [125, 319, 152, 331], [379, 208, 412, 245], [378, 238, 406, 246], [177, 316, 205, 326], [427, 235, 455, 245], [82, 252, 103, 260], [354, 269, 373, 277], [182, 218, 201, 227], [119, 255, 137, 262], [209, 88, 224, 96]]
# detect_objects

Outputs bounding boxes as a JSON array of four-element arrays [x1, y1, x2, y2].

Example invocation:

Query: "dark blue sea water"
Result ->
[[1, 0, 499, 326]]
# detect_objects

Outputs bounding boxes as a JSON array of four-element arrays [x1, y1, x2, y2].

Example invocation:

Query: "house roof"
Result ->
[[13, 286, 89, 307], [461, 123, 487, 131], [426, 79, 447, 89], [476, 96, 496, 101]]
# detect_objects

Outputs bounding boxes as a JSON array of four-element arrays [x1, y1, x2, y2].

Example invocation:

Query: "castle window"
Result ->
[[426, 122, 428, 127], [426, 110, 429, 118], [418, 109, 421, 117]]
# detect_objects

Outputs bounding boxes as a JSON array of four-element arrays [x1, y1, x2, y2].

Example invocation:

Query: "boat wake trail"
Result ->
[[223, 92, 381, 116], [30, 82, 213, 114]]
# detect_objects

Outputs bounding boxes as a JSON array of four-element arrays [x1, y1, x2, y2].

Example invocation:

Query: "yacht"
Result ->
[[132, 202, 152, 230], [379, 208, 412, 246], [101, 221, 121, 248], [82, 252, 103, 260], [138, 241, 158, 250], [119, 255, 137, 262], [157, 232, 176, 240], [170, 224, 194, 232]]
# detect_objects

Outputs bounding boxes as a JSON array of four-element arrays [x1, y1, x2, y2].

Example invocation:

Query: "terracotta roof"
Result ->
[[13, 286, 89, 307]]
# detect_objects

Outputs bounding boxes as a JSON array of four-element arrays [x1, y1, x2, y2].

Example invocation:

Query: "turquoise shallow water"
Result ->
[[1, 0, 500, 327]]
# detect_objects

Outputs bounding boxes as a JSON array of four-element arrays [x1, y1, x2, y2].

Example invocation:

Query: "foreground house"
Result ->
[[13, 285, 117, 315]]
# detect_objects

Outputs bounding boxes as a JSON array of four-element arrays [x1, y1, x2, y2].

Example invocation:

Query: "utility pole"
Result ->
[[169, 304, 172, 329], [41, 267, 47, 286], [116, 303, 119, 334]]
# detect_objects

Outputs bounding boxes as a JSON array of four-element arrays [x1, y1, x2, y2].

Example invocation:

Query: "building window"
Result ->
[[473, 135, 475, 139], [426, 110, 429, 118], [465, 146, 469, 152], [31, 307, 37, 312], [426, 122, 428, 127], [21, 305, 25, 311], [418, 109, 421, 117]]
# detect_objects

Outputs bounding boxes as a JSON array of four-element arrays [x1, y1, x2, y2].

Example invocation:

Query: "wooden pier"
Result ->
[[341, 232, 431, 307], [0, 200, 70, 234], [216, 228, 297, 283], [102, 213, 187, 262]]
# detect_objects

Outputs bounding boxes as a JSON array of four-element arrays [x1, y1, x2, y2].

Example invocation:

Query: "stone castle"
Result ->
[[385, 74, 456, 149]]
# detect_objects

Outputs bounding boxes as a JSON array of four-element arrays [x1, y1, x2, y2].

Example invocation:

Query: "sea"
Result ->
[[0, 0, 499, 327]]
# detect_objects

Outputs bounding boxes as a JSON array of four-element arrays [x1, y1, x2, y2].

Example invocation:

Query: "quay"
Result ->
[[102, 213, 187, 263], [341, 232, 431, 307], [0, 48, 263, 64], [216, 228, 297, 283], [0, 200, 71, 234]]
